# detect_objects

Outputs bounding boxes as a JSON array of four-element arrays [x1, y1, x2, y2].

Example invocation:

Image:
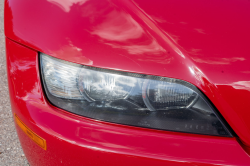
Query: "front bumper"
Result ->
[[6, 38, 250, 165]]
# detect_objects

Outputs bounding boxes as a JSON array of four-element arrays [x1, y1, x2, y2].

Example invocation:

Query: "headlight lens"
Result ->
[[40, 53, 231, 136], [78, 68, 136, 101]]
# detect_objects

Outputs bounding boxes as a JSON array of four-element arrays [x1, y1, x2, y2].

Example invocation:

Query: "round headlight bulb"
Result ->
[[78, 68, 136, 101], [142, 79, 198, 111]]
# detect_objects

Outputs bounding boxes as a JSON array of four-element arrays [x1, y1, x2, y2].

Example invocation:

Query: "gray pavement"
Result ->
[[0, 0, 29, 165]]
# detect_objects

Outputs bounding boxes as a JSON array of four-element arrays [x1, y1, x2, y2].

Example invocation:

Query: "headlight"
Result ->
[[40, 53, 231, 136]]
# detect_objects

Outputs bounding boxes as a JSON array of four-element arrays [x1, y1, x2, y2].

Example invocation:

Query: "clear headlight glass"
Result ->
[[40, 53, 232, 136]]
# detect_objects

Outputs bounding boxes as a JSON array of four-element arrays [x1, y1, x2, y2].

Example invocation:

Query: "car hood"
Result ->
[[5, 0, 250, 145]]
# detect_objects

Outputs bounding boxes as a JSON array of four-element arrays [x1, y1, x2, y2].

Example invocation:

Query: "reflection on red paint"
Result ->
[[92, 10, 143, 42], [107, 40, 166, 55], [48, 0, 89, 12], [231, 81, 250, 92], [50, 40, 93, 65], [192, 57, 245, 65]]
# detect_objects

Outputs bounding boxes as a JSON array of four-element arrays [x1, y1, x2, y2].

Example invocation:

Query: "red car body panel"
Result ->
[[4, 0, 250, 165], [5, 38, 250, 165]]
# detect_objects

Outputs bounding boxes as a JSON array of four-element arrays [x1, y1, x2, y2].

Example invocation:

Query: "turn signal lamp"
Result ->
[[15, 114, 47, 150]]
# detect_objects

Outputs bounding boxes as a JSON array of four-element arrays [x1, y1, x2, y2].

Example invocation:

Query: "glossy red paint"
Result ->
[[4, 0, 250, 147], [5, 37, 250, 166], [4, 0, 250, 164]]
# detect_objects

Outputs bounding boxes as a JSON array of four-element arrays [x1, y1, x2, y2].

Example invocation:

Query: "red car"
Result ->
[[4, 0, 250, 165]]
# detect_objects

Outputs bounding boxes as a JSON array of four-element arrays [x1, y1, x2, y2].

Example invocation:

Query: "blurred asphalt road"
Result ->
[[0, 0, 29, 165]]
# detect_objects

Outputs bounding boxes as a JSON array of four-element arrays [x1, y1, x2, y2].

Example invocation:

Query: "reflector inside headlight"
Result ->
[[40, 53, 231, 136]]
